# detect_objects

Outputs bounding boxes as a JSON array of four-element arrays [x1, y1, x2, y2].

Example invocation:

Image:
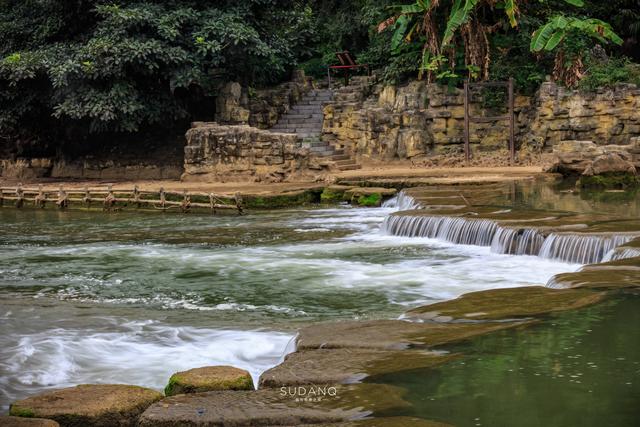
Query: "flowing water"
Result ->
[[0, 180, 638, 417]]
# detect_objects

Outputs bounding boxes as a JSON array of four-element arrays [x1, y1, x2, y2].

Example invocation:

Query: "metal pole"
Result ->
[[508, 77, 515, 165], [327, 67, 331, 91], [464, 79, 470, 164]]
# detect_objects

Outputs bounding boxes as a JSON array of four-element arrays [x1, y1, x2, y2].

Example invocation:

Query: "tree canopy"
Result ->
[[0, 0, 638, 154]]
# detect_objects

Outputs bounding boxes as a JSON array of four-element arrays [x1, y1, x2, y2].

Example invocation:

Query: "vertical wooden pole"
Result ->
[[159, 187, 166, 210], [16, 183, 24, 208], [508, 77, 515, 165], [464, 80, 470, 164]]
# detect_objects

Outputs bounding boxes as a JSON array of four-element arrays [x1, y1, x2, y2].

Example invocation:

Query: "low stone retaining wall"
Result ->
[[0, 158, 182, 181], [323, 79, 640, 164], [183, 123, 332, 182]]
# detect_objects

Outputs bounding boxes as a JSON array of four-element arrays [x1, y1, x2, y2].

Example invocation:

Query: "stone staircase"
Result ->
[[269, 89, 360, 171]]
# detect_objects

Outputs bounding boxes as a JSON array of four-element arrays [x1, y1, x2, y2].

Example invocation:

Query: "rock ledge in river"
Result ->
[[9, 384, 162, 427], [164, 365, 254, 396], [0, 416, 60, 427]]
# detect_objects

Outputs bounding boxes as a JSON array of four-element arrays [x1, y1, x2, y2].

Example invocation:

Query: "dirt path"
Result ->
[[1, 166, 545, 196]]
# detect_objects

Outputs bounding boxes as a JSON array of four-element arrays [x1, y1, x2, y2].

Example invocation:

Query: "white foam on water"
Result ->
[[0, 318, 293, 407]]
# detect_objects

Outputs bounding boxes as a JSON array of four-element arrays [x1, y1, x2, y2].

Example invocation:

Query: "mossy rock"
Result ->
[[9, 384, 162, 427], [355, 193, 382, 207], [405, 286, 606, 321], [578, 172, 639, 189], [320, 186, 349, 203], [0, 416, 60, 427], [164, 365, 254, 396]]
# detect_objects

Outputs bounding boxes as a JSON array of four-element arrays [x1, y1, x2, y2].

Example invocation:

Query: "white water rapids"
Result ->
[[0, 196, 581, 408]]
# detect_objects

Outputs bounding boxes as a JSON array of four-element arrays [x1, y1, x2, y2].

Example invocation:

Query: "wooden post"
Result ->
[[234, 192, 243, 215], [83, 186, 91, 207], [16, 184, 24, 208], [0, 188, 3, 206], [508, 77, 515, 165], [133, 185, 141, 208], [104, 185, 115, 210], [159, 187, 166, 210], [35, 184, 46, 208], [463, 79, 470, 164], [209, 193, 216, 215], [180, 190, 191, 213], [57, 185, 68, 209]]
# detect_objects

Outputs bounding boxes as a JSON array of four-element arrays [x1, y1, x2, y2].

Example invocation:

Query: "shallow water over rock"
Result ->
[[371, 294, 640, 427]]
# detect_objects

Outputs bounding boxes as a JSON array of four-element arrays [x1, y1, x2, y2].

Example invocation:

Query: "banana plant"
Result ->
[[530, 16, 623, 52]]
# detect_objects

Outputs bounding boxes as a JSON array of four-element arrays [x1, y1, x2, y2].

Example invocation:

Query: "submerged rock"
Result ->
[[296, 319, 525, 350], [139, 383, 413, 426], [139, 386, 355, 426], [405, 286, 605, 321], [164, 365, 254, 396], [9, 384, 162, 427], [0, 416, 60, 427], [259, 348, 454, 387]]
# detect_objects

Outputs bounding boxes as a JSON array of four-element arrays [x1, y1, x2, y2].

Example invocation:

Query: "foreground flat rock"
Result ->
[[139, 388, 351, 426], [259, 348, 455, 387], [297, 319, 525, 350], [9, 384, 163, 427], [0, 416, 60, 427], [165, 365, 253, 396], [405, 286, 605, 321]]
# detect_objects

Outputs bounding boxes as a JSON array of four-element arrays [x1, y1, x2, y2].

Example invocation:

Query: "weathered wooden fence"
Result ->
[[0, 184, 243, 214]]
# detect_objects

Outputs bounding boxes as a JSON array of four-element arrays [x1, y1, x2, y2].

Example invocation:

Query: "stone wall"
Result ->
[[1, 157, 182, 181], [182, 123, 331, 182], [323, 78, 640, 164], [215, 70, 313, 129]]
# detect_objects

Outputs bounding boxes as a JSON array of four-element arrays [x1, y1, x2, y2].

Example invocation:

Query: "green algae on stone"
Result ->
[[405, 286, 606, 321], [0, 416, 60, 427], [9, 384, 162, 427], [548, 263, 640, 290], [164, 365, 254, 396], [259, 348, 456, 388], [321, 186, 349, 204], [356, 193, 382, 207], [578, 172, 639, 189], [296, 319, 528, 351]]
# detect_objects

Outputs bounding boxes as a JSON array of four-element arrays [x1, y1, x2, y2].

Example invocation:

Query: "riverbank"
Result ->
[[1, 165, 543, 191]]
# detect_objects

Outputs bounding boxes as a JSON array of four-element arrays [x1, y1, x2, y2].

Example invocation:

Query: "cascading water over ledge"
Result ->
[[538, 233, 637, 264], [382, 191, 421, 210], [382, 212, 640, 264]]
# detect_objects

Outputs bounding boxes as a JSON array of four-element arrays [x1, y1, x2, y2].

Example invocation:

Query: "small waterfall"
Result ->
[[384, 211, 639, 265], [538, 233, 637, 264], [490, 227, 545, 256], [382, 215, 497, 246], [602, 246, 640, 262], [382, 191, 420, 210]]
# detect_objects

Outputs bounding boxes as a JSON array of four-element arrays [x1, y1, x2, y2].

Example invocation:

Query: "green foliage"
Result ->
[[579, 56, 640, 90], [530, 16, 623, 52], [0, 0, 316, 147]]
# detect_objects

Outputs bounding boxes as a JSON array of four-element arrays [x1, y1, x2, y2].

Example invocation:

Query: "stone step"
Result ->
[[284, 119, 322, 125], [291, 106, 319, 112], [331, 154, 350, 161], [310, 141, 329, 148]]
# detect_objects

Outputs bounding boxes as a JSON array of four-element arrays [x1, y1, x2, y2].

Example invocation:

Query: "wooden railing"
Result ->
[[0, 184, 243, 214]]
